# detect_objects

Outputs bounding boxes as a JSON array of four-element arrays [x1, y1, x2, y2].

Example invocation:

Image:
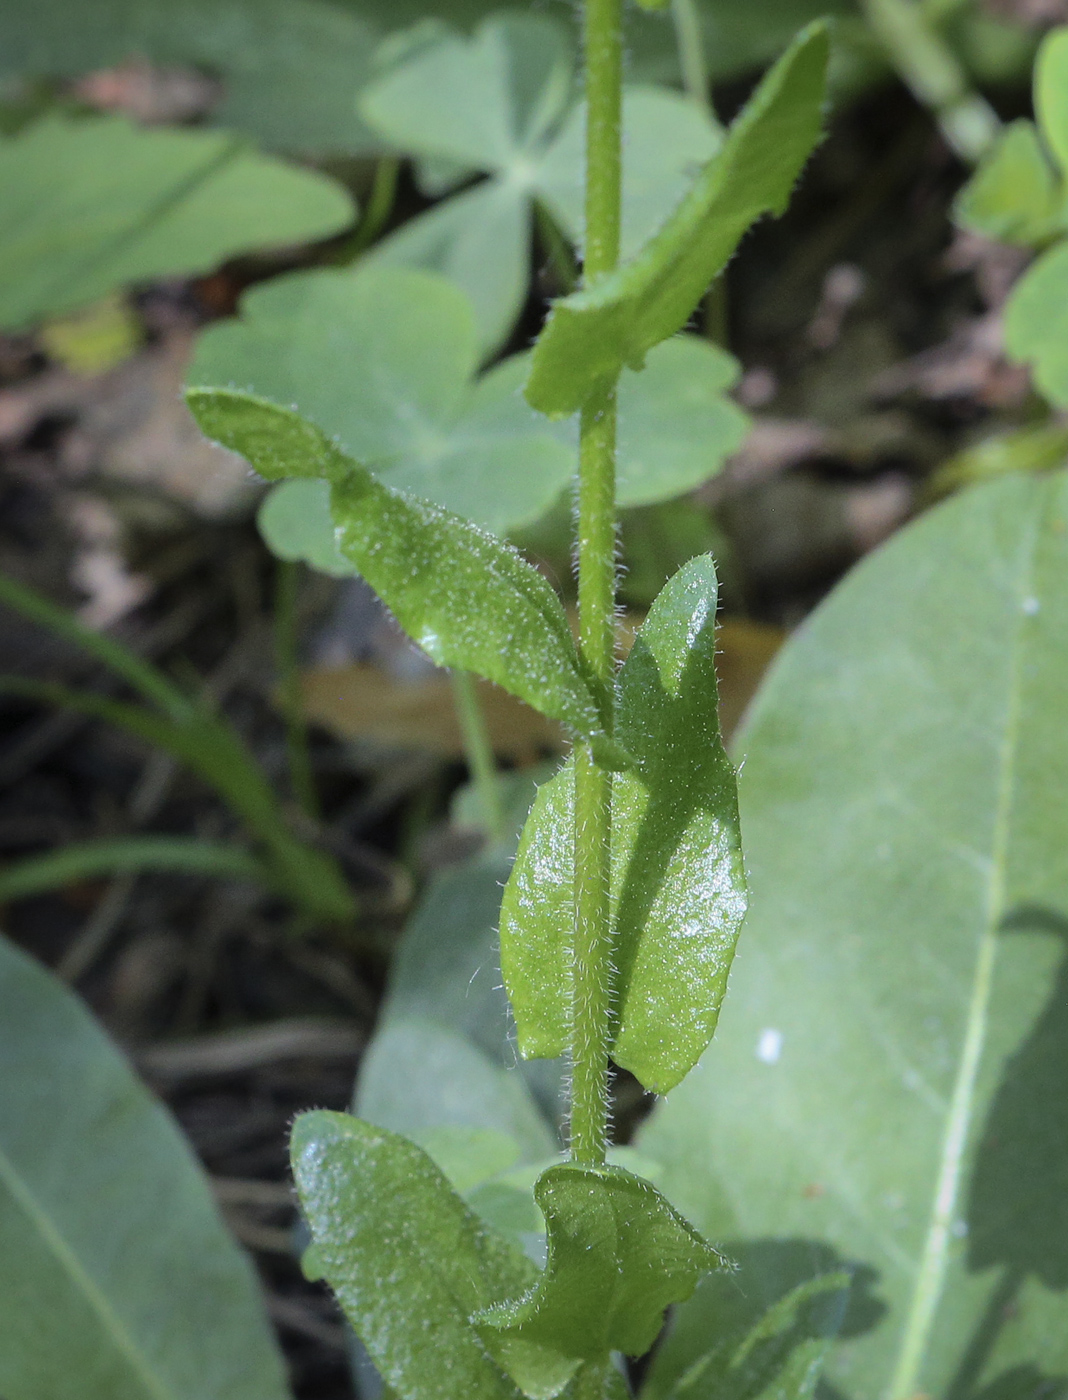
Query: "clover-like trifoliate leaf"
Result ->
[[0, 114, 354, 330], [185, 388, 613, 749], [499, 555, 747, 1093], [476, 1163, 725, 1383], [359, 13, 721, 352], [526, 22, 829, 417], [954, 120, 1063, 246], [290, 1111, 534, 1400], [190, 265, 573, 537]]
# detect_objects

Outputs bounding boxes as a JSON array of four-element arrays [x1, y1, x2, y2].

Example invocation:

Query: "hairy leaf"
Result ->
[[639, 471, 1068, 1396], [191, 265, 749, 554], [291, 1111, 535, 1400], [500, 555, 746, 1093], [187, 388, 610, 747], [190, 265, 573, 537], [359, 13, 721, 351], [525, 23, 829, 417], [0, 934, 290, 1400], [0, 114, 354, 329], [477, 1164, 724, 1384]]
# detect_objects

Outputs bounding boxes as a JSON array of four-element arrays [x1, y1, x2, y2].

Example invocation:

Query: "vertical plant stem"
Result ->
[[449, 669, 505, 846], [274, 559, 319, 820], [570, 0, 623, 1168]]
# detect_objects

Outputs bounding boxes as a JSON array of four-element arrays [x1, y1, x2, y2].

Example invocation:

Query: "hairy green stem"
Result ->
[[570, 0, 623, 1168], [449, 670, 505, 846]]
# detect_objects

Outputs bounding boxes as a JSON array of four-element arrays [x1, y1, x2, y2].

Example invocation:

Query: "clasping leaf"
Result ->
[[476, 1163, 727, 1391], [525, 22, 829, 417], [500, 554, 747, 1094]]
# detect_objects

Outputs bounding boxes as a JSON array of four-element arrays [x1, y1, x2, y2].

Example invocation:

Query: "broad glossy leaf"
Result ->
[[639, 470, 1068, 1396], [0, 933, 290, 1400], [500, 555, 747, 1093], [186, 389, 609, 744], [477, 1164, 724, 1381], [290, 1110, 535, 1400], [0, 115, 354, 329], [0, 0, 383, 155], [1005, 241, 1068, 408], [526, 24, 829, 417], [1036, 26, 1068, 177], [953, 121, 1063, 246], [359, 14, 721, 352], [190, 265, 573, 537]]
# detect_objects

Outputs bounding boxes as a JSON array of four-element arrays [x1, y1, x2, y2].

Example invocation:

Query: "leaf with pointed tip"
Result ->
[[500, 554, 746, 1095], [477, 1164, 725, 1381], [359, 13, 721, 352], [0, 933, 291, 1400], [290, 1111, 535, 1400], [0, 114, 354, 330], [525, 23, 829, 417], [638, 470, 1068, 1395], [186, 388, 610, 747]]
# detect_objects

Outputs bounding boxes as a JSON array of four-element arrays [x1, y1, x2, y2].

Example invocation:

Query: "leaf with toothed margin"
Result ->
[[185, 387, 624, 757], [475, 1163, 726, 1391], [524, 23, 829, 418], [499, 554, 747, 1093]]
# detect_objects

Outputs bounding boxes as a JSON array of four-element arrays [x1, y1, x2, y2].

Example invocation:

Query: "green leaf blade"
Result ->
[[1036, 26, 1068, 178], [478, 1165, 724, 1369], [639, 470, 1068, 1395], [500, 555, 746, 1092], [1005, 241, 1068, 408], [525, 23, 829, 417], [291, 1110, 534, 1400], [0, 935, 290, 1400], [0, 115, 354, 329], [953, 120, 1062, 246], [186, 389, 606, 742]]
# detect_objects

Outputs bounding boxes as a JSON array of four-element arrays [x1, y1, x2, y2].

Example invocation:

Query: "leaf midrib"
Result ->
[[884, 491, 1045, 1400], [0, 1137, 173, 1400]]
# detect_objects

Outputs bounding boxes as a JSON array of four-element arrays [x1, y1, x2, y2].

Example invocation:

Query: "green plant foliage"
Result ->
[[0, 834, 269, 902], [0, 0, 384, 155], [477, 1164, 724, 1387], [954, 121, 1062, 245], [639, 470, 1068, 1396], [359, 13, 721, 351], [186, 389, 619, 756], [0, 933, 291, 1400], [1005, 244, 1068, 407], [0, 572, 354, 922], [356, 852, 559, 1163], [291, 1109, 538, 1400], [190, 264, 749, 551], [0, 114, 354, 329], [191, 265, 573, 537], [525, 22, 829, 417], [642, 1271, 850, 1400], [500, 555, 746, 1093], [956, 29, 1068, 408]]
